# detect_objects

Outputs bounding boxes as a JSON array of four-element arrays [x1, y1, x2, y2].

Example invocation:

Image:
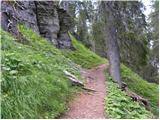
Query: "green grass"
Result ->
[[62, 33, 106, 69], [121, 64, 159, 117], [105, 73, 153, 119], [1, 25, 158, 119], [1, 26, 81, 119]]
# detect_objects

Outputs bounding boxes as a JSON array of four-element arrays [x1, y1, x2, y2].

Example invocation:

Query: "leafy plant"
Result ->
[[105, 73, 153, 119], [121, 64, 159, 116]]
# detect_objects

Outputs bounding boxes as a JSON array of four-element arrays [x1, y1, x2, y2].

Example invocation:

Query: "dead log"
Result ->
[[68, 77, 84, 87], [64, 70, 78, 80], [64, 70, 97, 93], [126, 90, 150, 110], [64, 70, 84, 87], [120, 81, 150, 110]]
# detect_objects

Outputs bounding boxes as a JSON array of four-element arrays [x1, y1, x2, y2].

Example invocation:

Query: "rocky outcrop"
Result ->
[[1, 1, 39, 35], [35, 1, 60, 46], [1, 1, 73, 49], [57, 8, 74, 48]]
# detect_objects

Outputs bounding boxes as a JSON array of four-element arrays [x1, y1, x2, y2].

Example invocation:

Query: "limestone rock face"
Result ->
[[57, 8, 74, 48], [1, 1, 73, 49], [35, 1, 60, 46], [1, 1, 39, 35]]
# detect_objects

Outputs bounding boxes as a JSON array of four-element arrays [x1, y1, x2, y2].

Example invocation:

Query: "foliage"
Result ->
[[91, 19, 106, 57], [121, 64, 159, 116], [105, 73, 153, 119], [1, 26, 81, 119], [142, 0, 159, 83], [149, 0, 159, 41], [72, 1, 94, 48], [62, 33, 106, 69], [119, 32, 149, 70]]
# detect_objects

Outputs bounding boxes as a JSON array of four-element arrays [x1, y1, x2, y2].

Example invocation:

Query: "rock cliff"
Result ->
[[1, 1, 73, 48]]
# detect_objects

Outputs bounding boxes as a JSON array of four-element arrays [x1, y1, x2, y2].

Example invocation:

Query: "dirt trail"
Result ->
[[60, 64, 107, 119]]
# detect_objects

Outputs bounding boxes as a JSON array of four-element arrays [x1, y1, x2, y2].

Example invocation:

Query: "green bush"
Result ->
[[62, 33, 106, 68], [121, 64, 159, 117], [1, 26, 81, 118], [105, 73, 153, 119]]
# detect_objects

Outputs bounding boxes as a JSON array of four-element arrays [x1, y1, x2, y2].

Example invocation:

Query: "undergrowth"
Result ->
[[105, 73, 153, 119], [62, 33, 106, 69], [1, 26, 81, 118], [121, 64, 159, 117]]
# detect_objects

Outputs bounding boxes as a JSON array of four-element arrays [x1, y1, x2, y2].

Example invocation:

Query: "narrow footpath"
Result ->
[[61, 64, 107, 119]]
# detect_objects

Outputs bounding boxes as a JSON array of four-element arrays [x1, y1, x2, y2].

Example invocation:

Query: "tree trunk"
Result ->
[[103, 2, 122, 87]]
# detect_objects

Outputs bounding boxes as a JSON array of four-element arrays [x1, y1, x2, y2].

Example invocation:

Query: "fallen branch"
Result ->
[[126, 90, 149, 109], [64, 70, 77, 79], [64, 70, 84, 87], [82, 87, 96, 92], [68, 77, 84, 87], [120, 82, 150, 110], [64, 70, 96, 93]]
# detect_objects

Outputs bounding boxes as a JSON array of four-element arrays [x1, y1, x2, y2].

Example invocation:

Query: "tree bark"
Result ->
[[102, 1, 122, 87]]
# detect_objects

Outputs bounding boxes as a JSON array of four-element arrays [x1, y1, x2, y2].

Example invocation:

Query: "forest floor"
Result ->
[[60, 64, 107, 119]]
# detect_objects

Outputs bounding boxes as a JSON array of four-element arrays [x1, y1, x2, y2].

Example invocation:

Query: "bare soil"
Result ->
[[60, 64, 107, 119]]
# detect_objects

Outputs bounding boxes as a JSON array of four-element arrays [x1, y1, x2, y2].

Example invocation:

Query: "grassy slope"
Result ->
[[1, 25, 158, 118], [121, 65, 159, 116], [62, 33, 106, 69], [1, 26, 81, 118], [105, 73, 153, 119]]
